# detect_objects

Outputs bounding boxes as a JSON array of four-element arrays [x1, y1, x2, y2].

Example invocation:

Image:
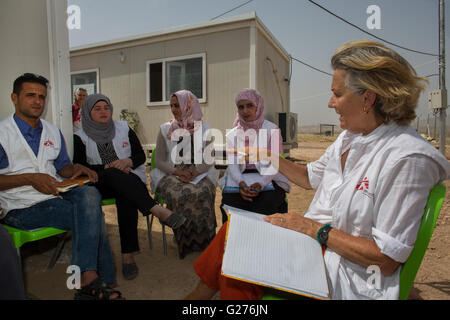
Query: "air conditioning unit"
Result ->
[[278, 112, 298, 144]]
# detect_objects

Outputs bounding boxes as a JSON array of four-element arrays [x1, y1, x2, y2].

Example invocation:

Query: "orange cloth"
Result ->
[[193, 222, 265, 300]]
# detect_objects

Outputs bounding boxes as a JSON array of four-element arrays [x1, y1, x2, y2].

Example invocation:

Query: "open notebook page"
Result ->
[[221, 206, 330, 299]]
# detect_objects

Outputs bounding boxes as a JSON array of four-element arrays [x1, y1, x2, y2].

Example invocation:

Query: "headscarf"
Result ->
[[233, 88, 265, 131], [81, 93, 116, 144], [167, 90, 203, 140]]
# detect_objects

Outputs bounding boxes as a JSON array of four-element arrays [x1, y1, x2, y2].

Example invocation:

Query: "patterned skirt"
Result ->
[[156, 164, 217, 259]]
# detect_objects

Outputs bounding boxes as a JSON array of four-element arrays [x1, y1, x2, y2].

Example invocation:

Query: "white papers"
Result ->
[[222, 174, 275, 193], [221, 206, 330, 300], [189, 172, 208, 185]]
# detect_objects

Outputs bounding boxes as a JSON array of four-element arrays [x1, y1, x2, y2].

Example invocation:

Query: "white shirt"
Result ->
[[221, 120, 291, 192], [305, 122, 449, 299]]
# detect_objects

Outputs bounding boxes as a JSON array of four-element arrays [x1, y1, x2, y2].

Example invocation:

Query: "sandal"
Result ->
[[74, 277, 124, 300], [160, 212, 186, 229]]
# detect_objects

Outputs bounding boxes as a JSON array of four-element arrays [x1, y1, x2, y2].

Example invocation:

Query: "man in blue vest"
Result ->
[[0, 73, 122, 300]]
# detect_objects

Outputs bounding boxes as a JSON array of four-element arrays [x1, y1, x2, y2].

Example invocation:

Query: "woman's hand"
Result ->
[[228, 147, 275, 163], [264, 212, 322, 238], [172, 169, 193, 183], [238, 181, 260, 202], [187, 169, 200, 178], [71, 163, 99, 183], [105, 158, 133, 174]]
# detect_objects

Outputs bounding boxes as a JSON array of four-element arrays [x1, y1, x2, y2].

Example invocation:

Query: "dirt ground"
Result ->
[[20, 137, 450, 300]]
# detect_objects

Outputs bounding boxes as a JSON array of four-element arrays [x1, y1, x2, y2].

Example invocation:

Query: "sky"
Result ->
[[67, 0, 449, 130]]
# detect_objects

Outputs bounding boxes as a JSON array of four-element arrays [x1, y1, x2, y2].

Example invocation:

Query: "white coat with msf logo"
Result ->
[[305, 121, 450, 300]]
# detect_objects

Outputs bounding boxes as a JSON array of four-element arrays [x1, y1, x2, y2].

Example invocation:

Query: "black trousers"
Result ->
[[95, 168, 158, 254], [0, 224, 25, 300], [220, 181, 288, 224]]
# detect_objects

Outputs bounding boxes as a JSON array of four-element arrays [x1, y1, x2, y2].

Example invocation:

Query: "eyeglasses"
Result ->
[[21, 73, 49, 84]]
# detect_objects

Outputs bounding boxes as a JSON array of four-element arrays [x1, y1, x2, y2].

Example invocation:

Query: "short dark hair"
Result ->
[[13, 73, 49, 95]]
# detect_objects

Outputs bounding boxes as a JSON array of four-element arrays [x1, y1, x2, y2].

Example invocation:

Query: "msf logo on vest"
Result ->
[[44, 140, 54, 147], [356, 177, 374, 199]]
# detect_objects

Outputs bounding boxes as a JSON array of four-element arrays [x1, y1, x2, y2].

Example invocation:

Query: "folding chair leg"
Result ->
[[146, 215, 153, 250], [47, 234, 66, 270], [162, 225, 167, 256], [146, 212, 167, 256]]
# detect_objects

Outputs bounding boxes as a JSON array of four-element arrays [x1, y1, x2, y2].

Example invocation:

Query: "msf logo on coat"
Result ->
[[356, 177, 374, 199], [356, 177, 369, 191]]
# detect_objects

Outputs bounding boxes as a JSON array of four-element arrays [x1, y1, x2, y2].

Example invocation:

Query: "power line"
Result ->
[[307, 0, 439, 57], [291, 56, 333, 76], [210, 0, 254, 20]]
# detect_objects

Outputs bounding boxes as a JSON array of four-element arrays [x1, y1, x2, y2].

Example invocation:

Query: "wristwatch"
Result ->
[[317, 224, 332, 245]]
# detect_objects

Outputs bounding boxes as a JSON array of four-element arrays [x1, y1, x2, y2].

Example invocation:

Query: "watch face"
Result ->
[[319, 230, 328, 244], [319, 225, 331, 245]]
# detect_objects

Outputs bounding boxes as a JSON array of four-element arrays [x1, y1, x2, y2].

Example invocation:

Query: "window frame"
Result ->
[[70, 68, 100, 96], [146, 53, 206, 106]]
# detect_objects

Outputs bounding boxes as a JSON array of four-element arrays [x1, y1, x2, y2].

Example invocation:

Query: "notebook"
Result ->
[[221, 205, 330, 300], [55, 176, 91, 193]]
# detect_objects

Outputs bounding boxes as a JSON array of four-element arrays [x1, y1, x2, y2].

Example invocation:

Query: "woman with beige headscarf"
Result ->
[[151, 90, 219, 259]]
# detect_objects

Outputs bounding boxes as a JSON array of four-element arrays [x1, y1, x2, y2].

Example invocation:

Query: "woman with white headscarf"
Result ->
[[151, 90, 219, 259], [73, 93, 186, 280]]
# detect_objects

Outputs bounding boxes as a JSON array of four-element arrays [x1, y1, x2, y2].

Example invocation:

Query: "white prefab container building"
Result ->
[[1, 0, 72, 155], [70, 12, 292, 150]]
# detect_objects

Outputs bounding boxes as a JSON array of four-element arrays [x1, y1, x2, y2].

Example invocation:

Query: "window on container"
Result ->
[[166, 57, 203, 100], [149, 62, 162, 102], [70, 69, 99, 96], [147, 54, 205, 105]]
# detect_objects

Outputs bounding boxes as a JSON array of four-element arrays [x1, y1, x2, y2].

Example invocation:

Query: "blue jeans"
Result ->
[[4, 186, 116, 286]]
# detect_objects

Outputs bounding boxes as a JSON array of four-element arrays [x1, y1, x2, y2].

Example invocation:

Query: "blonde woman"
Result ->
[[186, 40, 449, 300]]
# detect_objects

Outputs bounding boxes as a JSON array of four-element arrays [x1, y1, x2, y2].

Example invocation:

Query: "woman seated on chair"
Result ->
[[73, 93, 186, 280], [150, 90, 219, 259], [219, 88, 291, 223], [185, 40, 450, 300]]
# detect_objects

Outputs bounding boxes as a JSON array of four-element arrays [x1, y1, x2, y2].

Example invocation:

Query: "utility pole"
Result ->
[[439, 0, 447, 156]]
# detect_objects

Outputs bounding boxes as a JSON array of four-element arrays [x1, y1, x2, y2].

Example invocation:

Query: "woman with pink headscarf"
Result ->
[[219, 88, 291, 223], [150, 90, 219, 259], [184, 88, 291, 300]]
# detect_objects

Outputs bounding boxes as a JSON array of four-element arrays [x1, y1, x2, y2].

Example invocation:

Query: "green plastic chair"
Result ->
[[1, 224, 66, 269], [0, 198, 118, 269], [398, 183, 446, 300], [262, 183, 446, 300]]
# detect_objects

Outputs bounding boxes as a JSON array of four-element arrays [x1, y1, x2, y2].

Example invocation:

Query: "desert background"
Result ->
[[17, 133, 450, 300]]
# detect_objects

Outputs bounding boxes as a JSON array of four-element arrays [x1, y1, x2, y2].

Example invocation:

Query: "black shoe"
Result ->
[[122, 263, 138, 280]]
